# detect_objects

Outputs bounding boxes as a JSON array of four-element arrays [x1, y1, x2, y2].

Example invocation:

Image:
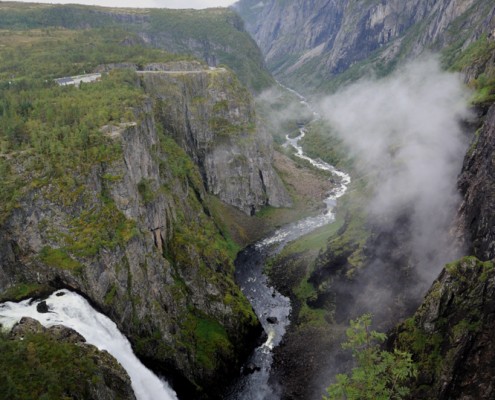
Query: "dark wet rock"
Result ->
[[36, 301, 49, 313], [389, 256, 495, 400], [244, 362, 261, 375], [266, 316, 278, 324], [10, 317, 46, 337], [458, 103, 495, 261]]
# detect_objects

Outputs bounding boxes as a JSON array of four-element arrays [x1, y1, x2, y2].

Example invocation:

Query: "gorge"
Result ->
[[0, 0, 495, 399]]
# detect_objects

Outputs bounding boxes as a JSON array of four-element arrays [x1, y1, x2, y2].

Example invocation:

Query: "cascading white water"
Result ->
[[0, 289, 178, 400], [258, 128, 350, 249]]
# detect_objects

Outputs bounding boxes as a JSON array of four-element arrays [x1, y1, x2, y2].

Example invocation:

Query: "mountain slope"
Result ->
[[234, 0, 495, 93], [0, 10, 288, 398], [0, 2, 274, 92]]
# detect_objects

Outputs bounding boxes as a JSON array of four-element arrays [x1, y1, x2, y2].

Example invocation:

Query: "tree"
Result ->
[[324, 314, 416, 400]]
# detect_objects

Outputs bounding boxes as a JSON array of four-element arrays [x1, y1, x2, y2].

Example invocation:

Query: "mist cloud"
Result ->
[[319, 57, 471, 281]]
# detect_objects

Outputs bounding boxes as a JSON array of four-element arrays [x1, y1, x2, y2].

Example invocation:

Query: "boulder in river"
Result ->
[[244, 362, 261, 375], [266, 316, 278, 324], [36, 301, 49, 313]]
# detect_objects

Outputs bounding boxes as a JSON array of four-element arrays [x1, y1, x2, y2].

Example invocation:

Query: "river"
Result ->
[[0, 95, 349, 400], [225, 121, 350, 399]]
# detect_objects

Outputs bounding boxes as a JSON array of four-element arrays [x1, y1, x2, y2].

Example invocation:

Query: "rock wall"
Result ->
[[142, 67, 291, 215], [390, 256, 495, 400], [0, 65, 290, 398], [458, 104, 495, 261], [235, 0, 495, 92]]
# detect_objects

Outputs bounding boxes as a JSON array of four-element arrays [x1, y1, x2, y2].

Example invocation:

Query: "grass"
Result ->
[[0, 330, 106, 400], [0, 2, 274, 92], [0, 283, 53, 302], [446, 34, 495, 105], [282, 214, 345, 255], [180, 312, 233, 372], [39, 247, 83, 272]]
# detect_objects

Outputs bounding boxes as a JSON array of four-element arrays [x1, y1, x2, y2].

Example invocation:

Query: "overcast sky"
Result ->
[[13, 0, 237, 8]]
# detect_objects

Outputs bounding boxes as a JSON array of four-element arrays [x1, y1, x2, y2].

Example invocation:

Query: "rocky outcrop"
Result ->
[[235, 0, 495, 92], [0, 65, 289, 397], [390, 256, 495, 400], [8, 317, 136, 400], [141, 67, 291, 215], [458, 103, 495, 260]]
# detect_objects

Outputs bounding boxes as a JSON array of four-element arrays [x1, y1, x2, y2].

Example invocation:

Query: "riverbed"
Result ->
[[225, 126, 350, 399]]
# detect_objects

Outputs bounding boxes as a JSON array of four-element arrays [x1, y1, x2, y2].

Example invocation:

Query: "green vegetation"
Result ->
[[300, 121, 352, 170], [325, 314, 417, 400], [446, 35, 495, 105], [39, 246, 83, 272], [445, 256, 494, 285], [149, 9, 275, 91], [0, 23, 187, 226], [181, 312, 233, 372], [0, 28, 186, 81], [65, 200, 137, 258], [0, 331, 102, 400], [325, 179, 370, 275], [0, 3, 274, 92], [0, 69, 145, 222], [0, 3, 115, 30], [0, 283, 53, 302], [137, 178, 156, 204], [391, 256, 494, 398]]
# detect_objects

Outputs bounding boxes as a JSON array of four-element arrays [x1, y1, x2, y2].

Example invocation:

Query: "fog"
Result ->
[[299, 56, 473, 399], [319, 57, 471, 283]]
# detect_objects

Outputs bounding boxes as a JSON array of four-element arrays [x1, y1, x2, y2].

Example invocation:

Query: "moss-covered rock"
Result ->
[[1, 317, 136, 400], [390, 256, 495, 400]]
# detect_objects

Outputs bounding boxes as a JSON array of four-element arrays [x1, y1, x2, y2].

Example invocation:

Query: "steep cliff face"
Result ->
[[458, 104, 495, 261], [390, 256, 495, 400], [142, 68, 291, 215], [0, 65, 290, 397], [456, 36, 495, 260], [235, 0, 495, 92]]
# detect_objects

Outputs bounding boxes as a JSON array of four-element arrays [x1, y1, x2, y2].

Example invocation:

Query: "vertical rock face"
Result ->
[[142, 67, 291, 215], [235, 0, 495, 92], [0, 64, 291, 397], [458, 103, 495, 261], [390, 257, 495, 400]]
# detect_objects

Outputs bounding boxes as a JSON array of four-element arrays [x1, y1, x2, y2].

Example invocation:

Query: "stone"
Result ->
[[243, 362, 261, 374], [235, 0, 495, 94], [36, 301, 49, 313]]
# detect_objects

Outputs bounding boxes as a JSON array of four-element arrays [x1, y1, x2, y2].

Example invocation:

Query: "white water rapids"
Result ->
[[259, 128, 350, 249], [0, 289, 178, 400]]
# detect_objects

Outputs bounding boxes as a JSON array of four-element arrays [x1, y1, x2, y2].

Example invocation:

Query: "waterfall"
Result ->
[[0, 289, 178, 400]]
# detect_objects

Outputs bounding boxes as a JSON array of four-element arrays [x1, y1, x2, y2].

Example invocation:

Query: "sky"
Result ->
[[13, 0, 237, 8]]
